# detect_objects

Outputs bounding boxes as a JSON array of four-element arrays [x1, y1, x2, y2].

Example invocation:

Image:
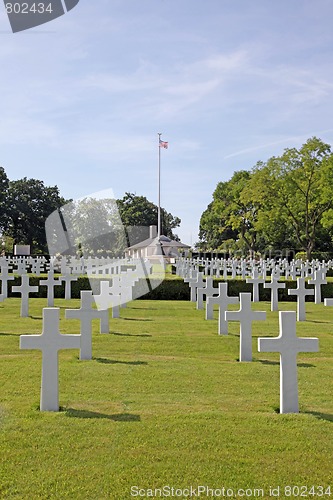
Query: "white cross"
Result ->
[[264, 276, 286, 311], [226, 293, 266, 361], [206, 282, 239, 335], [288, 277, 314, 321], [39, 271, 63, 307], [60, 273, 78, 300], [308, 271, 327, 304], [66, 291, 103, 360], [0, 267, 14, 299], [12, 274, 39, 317], [258, 311, 319, 413], [188, 272, 205, 302], [197, 277, 218, 310], [94, 281, 121, 317], [246, 269, 265, 302], [20, 308, 81, 411], [31, 259, 45, 275]]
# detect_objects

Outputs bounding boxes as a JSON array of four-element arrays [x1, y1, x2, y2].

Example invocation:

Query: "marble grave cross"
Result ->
[[65, 291, 104, 360], [288, 277, 314, 321], [197, 277, 218, 310], [39, 271, 63, 306], [0, 266, 14, 299], [308, 271, 327, 305], [60, 273, 78, 300], [225, 293, 266, 361], [246, 269, 265, 302], [206, 282, 239, 335], [94, 280, 121, 317], [20, 308, 81, 411], [264, 276, 286, 312], [12, 274, 39, 317], [258, 311, 319, 413], [188, 272, 205, 303]]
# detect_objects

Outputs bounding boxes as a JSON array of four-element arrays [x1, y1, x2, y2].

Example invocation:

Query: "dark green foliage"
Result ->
[[116, 192, 181, 245]]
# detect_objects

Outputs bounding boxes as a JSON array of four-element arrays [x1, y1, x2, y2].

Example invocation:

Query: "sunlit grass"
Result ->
[[0, 298, 332, 498]]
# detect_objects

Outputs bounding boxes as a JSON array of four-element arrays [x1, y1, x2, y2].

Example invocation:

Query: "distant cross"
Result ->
[[258, 311, 319, 413], [324, 298, 333, 307], [15, 259, 30, 275], [31, 258, 45, 275], [39, 271, 63, 306], [288, 277, 314, 321], [264, 276, 286, 311], [188, 272, 205, 302], [197, 277, 218, 310], [246, 268, 265, 302], [184, 269, 199, 300], [225, 293, 266, 361], [119, 271, 139, 306], [0, 266, 14, 299], [60, 273, 78, 300], [12, 274, 39, 317], [308, 271, 327, 305], [94, 281, 121, 318], [66, 291, 103, 360], [20, 308, 81, 411], [206, 282, 239, 335]]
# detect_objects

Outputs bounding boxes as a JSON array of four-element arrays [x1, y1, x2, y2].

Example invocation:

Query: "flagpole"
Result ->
[[157, 132, 162, 239]]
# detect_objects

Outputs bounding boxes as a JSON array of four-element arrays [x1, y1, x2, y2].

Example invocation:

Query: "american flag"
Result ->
[[159, 140, 168, 149]]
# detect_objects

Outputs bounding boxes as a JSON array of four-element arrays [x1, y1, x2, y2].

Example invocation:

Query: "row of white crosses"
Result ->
[[19, 271, 140, 412], [177, 256, 332, 282], [0, 255, 152, 279], [180, 267, 321, 414]]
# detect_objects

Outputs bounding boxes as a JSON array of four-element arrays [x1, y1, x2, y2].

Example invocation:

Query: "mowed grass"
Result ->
[[0, 297, 332, 499]]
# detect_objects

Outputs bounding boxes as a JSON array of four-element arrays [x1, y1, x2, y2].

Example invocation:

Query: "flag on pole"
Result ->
[[159, 139, 168, 149]]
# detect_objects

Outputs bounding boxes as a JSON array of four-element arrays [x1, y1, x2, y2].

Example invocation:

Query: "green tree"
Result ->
[[199, 171, 260, 255], [0, 166, 9, 233], [116, 192, 181, 246], [5, 178, 68, 253], [245, 137, 333, 259]]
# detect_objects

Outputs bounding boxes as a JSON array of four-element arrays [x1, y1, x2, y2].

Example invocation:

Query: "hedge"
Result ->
[[7, 276, 333, 301]]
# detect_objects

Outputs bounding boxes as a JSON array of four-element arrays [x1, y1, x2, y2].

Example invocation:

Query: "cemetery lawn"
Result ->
[[0, 298, 332, 499]]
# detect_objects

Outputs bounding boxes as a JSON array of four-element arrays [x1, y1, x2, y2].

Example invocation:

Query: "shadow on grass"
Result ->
[[304, 411, 333, 422], [0, 332, 19, 336], [258, 359, 315, 368], [64, 408, 141, 421], [111, 331, 152, 338], [95, 357, 148, 366], [121, 318, 152, 322], [273, 407, 333, 422], [30, 316, 43, 320]]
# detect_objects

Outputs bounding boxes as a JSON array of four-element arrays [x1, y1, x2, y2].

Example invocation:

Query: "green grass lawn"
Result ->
[[0, 298, 332, 499]]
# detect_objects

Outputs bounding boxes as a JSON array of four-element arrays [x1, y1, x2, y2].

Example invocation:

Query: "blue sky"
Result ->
[[1, 0, 333, 246]]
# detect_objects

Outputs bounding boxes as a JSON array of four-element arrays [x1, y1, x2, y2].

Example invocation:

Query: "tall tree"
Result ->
[[116, 192, 181, 246], [0, 166, 9, 232], [245, 137, 333, 259], [5, 178, 68, 253], [199, 171, 259, 255]]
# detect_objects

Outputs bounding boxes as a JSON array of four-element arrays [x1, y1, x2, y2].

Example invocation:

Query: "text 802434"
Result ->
[[5, 3, 53, 14]]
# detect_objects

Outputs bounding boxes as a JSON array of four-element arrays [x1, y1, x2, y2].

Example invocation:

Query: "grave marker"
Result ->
[[12, 274, 39, 317], [66, 291, 103, 360], [258, 311, 319, 413], [288, 277, 314, 321], [20, 308, 81, 411], [39, 271, 63, 307], [225, 293, 266, 361]]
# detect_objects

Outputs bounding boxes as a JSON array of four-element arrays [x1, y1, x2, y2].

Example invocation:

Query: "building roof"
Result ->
[[126, 235, 191, 251]]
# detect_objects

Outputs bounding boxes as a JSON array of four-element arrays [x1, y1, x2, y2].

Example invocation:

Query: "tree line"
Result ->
[[0, 168, 180, 255], [198, 137, 333, 259]]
